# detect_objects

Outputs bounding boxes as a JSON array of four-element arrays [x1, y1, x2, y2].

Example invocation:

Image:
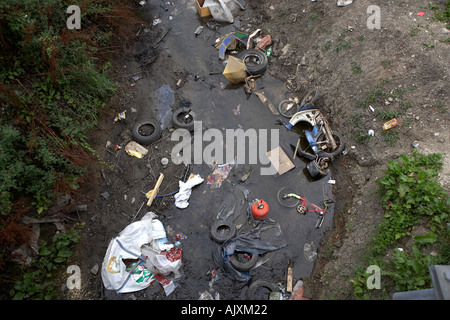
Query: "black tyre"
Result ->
[[238, 49, 268, 75], [230, 252, 258, 272], [245, 280, 279, 300], [210, 220, 236, 243], [132, 119, 161, 145], [319, 131, 345, 157], [300, 88, 320, 108], [172, 108, 196, 132], [278, 100, 298, 118]]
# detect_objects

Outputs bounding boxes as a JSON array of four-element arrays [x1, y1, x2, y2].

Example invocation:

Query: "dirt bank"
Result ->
[[248, 0, 449, 299], [62, 0, 449, 300]]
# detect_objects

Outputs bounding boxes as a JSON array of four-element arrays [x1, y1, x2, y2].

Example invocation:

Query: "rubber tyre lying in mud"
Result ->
[[245, 280, 279, 300], [172, 107, 196, 132], [230, 252, 259, 272], [238, 49, 268, 75], [132, 119, 161, 145], [210, 219, 236, 243]]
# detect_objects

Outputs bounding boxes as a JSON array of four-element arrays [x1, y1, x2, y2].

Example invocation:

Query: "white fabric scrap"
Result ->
[[174, 174, 204, 209]]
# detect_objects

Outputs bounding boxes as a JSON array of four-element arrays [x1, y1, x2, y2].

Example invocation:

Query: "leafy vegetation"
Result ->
[[10, 224, 83, 300], [350, 151, 450, 299], [0, 0, 140, 299]]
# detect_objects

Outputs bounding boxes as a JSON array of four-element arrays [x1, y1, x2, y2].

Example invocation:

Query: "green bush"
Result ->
[[0, 0, 129, 217], [350, 151, 449, 299]]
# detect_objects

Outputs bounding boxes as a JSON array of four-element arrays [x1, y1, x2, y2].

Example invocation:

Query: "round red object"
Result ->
[[252, 199, 269, 220]]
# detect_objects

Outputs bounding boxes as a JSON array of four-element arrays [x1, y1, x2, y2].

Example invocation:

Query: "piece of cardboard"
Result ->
[[196, 0, 211, 18], [266, 146, 295, 175]]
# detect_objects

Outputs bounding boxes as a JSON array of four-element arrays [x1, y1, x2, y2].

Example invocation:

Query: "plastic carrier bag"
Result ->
[[101, 212, 182, 293]]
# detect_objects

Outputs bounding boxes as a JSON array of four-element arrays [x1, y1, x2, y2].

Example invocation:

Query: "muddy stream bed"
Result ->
[[77, 1, 339, 301]]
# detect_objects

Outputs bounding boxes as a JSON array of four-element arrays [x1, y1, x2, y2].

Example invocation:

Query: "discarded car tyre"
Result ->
[[172, 108, 196, 132], [230, 252, 258, 272], [210, 219, 236, 243], [238, 49, 268, 75], [246, 280, 279, 300], [132, 119, 161, 145]]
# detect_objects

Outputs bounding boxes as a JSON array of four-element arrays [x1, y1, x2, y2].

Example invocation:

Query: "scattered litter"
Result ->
[[145, 173, 165, 207], [337, 0, 353, 7], [239, 167, 253, 182], [199, 290, 219, 300], [215, 32, 248, 59], [412, 140, 419, 148], [174, 174, 204, 208], [304, 242, 317, 262], [382, 118, 398, 131], [125, 141, 148, 158], [102, 212, 181, 293], [152, 18, 161, 26], [139, 0, 146, 6], [290, 280, 308, 300], [175, 232, 187, 240], [369, 105, 375, 112], [368, 129, 375, 136], [251, 199, 269, 220], [114, 110, 126, 123], [154, 274, 176, 296], [416, 12, 425, 16], [222, 56, 247, 84], [161, 157, 169, 166], [328, 180, 336, 185], [207, 161, 236, 189], [196, 0, 212, 18], [194, 26, 204, 36], [130, 75, 142, 82], [91, 263, 99, 275], [201, 0, 245, 23], [213, 230, 287, 282], [233, 104, 241, 115]]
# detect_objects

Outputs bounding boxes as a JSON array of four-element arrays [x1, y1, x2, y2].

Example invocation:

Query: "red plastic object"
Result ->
[[252, 199, 269, 220]]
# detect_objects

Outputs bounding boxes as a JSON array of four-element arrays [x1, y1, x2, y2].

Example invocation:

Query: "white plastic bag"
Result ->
[[101, 212, 180, 293]]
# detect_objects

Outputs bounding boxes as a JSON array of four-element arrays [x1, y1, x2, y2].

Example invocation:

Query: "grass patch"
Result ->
[[351, 61, 362, 75], [350, 151, 450, 299]]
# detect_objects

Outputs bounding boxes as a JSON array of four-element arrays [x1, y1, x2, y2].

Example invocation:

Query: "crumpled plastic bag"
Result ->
[[204, 0, 244, 23], [174, 174, 204, 209], [101, 212, 182, 293]]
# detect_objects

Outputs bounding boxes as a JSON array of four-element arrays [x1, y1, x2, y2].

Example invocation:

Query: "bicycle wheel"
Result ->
[[300, 88, 320, 108], [277, 100, 298, 118]]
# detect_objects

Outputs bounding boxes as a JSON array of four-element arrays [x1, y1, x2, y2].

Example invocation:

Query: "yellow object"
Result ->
[[382, 118, 398, 131], [125, 141, 148, 158], [223, 56, 248, 84], [146, 173, 164, 207]]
